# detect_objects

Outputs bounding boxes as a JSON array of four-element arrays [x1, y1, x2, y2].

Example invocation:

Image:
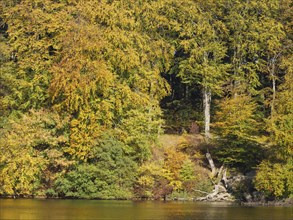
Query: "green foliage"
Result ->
[[175, 0, 228, 95], [119, 106, 163, 161], [214, 95, 260, 139], [266, 55, 293, 160], [254, 160, 293, 198], [213, 139, 264, 172], [179, 160, 196, 182], [55, 163, 133, 199], [55, 134, 137, 199], [213, 95, 264, 170], [255, 54, 293, 199]]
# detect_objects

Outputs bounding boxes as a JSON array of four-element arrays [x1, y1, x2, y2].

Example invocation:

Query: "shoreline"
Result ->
[[240, 198, 293, 207], [1, 196, 292, 207]]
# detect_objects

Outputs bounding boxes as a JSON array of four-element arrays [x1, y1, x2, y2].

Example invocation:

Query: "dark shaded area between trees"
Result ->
[[0, 0, 292, 203]]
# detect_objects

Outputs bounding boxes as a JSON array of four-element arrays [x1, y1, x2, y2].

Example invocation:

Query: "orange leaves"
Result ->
[[164, 148, 189, 179], [50, 58, 113, 113], [49, 17, 114, 113]]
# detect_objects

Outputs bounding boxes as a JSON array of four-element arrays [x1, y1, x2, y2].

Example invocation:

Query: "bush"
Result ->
[[254, 160, 293, 198], [54, 135, 137, 199]]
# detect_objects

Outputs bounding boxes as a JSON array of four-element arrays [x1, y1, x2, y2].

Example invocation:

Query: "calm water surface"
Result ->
[[0, 199, 292, 220]]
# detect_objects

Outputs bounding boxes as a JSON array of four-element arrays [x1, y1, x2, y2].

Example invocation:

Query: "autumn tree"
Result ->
[[1, 0, 67, 113], [213, 95, 264, 170], [0, 110, 69, 196], [254, 0, 293, 199]]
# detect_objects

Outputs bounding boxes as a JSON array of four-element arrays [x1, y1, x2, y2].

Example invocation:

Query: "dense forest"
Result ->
[[0, 0, 292, 202]]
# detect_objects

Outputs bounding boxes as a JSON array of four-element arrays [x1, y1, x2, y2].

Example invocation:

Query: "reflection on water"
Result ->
[[0, 199, 292, 220]]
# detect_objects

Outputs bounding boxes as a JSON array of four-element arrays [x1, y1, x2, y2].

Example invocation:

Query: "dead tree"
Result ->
[[195, 153, 234, 202]]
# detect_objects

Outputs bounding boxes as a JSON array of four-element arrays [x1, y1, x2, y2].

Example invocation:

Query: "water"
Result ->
[[0, 199, 292, 220]]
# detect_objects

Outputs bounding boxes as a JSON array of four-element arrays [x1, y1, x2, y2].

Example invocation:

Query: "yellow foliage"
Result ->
[[214, 95, 259, 139], [164, 148, 189, 179], [67, 108, 104, 161], [0, 109, 68, 195], [169, 180, 182, 191]]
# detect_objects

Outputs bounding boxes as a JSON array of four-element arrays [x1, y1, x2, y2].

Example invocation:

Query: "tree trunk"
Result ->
[[206, 152, 217, 178], [222, 168, 228, 188], [203, 86, 211, 140]]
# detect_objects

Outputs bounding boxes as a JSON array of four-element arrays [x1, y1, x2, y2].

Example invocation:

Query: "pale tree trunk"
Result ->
[[268, 56, 277, 114], [203, 86, 211, 140], [206, 152, 217, 177]]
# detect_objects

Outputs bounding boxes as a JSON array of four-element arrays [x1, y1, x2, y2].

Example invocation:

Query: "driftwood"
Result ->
[[192, 189, 210, 195], [222, 168, 228, 188], [195, 153, 234, 202]]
